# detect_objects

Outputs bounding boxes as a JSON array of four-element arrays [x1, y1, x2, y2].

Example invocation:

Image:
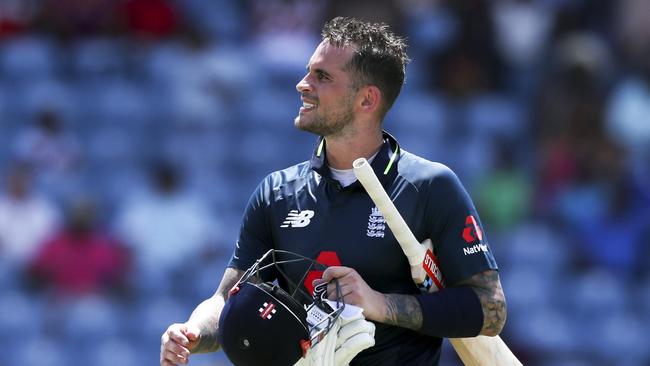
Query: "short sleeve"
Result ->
[[227, 176, 275, 277], [425, 166, 497, 285]]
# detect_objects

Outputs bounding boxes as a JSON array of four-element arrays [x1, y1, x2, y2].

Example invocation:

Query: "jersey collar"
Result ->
[[310, 131, 401, 186]]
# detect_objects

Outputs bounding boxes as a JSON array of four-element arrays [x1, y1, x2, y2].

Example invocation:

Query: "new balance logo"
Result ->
[[280, 210, 315, 228]]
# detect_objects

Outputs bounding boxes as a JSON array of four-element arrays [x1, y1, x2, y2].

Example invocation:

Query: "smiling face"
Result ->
[[294, 41, 360, 137]]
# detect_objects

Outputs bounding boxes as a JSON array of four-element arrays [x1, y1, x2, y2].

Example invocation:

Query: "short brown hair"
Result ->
[[322, 17, 410, 117]]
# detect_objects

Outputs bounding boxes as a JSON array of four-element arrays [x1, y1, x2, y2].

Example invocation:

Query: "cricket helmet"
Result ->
[[218, 249, 345, 366]]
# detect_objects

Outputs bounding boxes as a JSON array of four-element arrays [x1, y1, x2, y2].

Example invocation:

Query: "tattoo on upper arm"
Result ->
[[383, 294, 423, 331], [456, 270, 507, 336]]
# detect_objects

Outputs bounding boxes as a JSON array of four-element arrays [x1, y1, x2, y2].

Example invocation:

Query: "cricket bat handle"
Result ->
[[352, 158, 443, 291], [352, 158, 522, 366], [449, 336, 521, 366]]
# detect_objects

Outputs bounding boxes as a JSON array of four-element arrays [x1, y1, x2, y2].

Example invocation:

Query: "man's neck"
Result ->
[[324, 128, 383, 169]]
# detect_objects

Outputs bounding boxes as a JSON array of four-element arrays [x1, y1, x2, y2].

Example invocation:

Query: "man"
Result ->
[[160, 17, 506, 366]]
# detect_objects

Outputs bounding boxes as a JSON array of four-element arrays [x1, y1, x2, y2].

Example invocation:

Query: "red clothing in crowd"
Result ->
[[29, 231, 128, 296], [122, 0, 178, 39]]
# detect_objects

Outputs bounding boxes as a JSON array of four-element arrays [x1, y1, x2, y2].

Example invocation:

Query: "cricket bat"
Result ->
[[353, 158, 521, 366]]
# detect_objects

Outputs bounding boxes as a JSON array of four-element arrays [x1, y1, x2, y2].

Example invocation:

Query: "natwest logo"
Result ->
[[463, 243, 489, 256], [462, 215, 483, 243]]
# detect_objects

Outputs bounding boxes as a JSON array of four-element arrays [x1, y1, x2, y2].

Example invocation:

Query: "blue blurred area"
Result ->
[[1, 1, 649, 365]]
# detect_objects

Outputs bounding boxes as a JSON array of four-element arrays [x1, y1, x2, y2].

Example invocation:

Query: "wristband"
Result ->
[[415, 286, 483, 338]]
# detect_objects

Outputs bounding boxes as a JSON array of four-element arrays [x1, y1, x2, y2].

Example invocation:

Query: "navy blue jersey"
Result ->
[[228, 132, 497, 366]]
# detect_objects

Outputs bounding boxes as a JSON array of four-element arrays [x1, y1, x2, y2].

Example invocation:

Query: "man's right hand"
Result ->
[[160, 323, 200, 365]]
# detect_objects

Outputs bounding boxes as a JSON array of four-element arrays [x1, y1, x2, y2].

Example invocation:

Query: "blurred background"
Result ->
[[0, 0, 649, 365]]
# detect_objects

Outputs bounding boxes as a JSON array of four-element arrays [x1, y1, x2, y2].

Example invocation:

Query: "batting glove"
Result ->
[[294, 303, 375, 366]]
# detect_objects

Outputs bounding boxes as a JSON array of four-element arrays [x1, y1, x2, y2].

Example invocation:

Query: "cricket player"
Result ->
[[161, 17, 506, 366]]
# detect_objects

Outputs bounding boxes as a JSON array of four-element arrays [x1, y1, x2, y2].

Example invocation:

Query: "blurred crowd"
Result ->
[[0, 0, 649, 365]]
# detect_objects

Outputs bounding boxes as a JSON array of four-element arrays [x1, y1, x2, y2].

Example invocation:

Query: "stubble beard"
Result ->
[[294, 101, 355, 138]]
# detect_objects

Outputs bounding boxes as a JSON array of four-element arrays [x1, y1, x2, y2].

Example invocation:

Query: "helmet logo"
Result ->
[[258, 302, 277, 320]]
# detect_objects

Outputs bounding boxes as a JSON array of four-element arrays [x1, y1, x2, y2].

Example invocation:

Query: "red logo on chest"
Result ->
[[304, 251, 341, 294]]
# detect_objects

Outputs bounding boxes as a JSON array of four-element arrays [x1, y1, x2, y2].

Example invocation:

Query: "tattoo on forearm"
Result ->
[[457, 270, 507, 336], [383, 294, 423, 331]]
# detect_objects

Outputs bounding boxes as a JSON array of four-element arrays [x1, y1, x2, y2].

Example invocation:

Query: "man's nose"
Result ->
[[296, 76, 312, 93]]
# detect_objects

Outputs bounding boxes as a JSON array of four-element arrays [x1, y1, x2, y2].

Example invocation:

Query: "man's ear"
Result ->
[[359, 85, 381, 113]]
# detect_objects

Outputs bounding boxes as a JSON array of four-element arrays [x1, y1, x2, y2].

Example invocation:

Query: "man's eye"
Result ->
[[317, 72, 328, 80]]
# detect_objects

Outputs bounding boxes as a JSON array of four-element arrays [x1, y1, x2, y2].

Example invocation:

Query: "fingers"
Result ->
[[318, 266, 358, 300], [315, 266, 384, 321], [160, 324, 195, 366], [313, 277, 326, 287], [319, 267, 366, 305], [161, 347, 190, 365], [168, 325, 192, 347], [164, 340, 191, 359], [313, 266, 351, 294], [321, 266, 355, 283], [183, 324, 201, 343], [326, 281, 352, 301]]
